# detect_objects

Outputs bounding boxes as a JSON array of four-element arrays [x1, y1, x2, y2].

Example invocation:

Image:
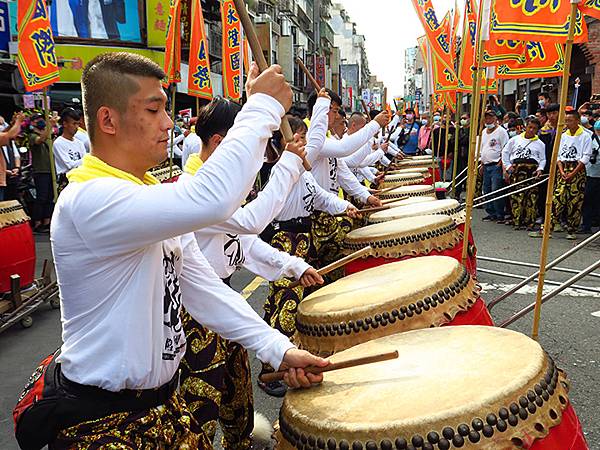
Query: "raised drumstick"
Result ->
[[259, 350, 399, 383], [295, 57, 321, 92], [287, 246, 372, 289], [380, 196, 409, 205], [334, 205, 390, 217], [232, 0, 311, 171]]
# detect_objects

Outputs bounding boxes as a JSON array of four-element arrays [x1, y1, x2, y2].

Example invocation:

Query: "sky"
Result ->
[[340, 0, 455, 98]]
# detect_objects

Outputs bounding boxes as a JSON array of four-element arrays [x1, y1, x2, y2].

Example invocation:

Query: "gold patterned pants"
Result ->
[[311, 211, 352, 283], [179, 311, 253, 450], [510, 163, 539, 229], [52, 392, 211, 449], [551, 164, 587, 234], [262, 230, 313, 373]]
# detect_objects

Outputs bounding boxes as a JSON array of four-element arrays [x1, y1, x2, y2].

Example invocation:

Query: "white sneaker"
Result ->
[[535, 217, 543, 224], [566, 233, 577, 240]]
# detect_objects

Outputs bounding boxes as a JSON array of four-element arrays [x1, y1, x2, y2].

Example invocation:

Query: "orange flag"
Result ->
[[496, 42, 565, 79], [432, 49, 458, 92], [488, 0, 588, 43], [482, 39, 527, 67], [17, 0, 59, 91], [163, 0, 182, 86], [579, 0, 600, 19], [221, 0, 242, 100], [188, 0, 212, 99], [451, 2, 460, 57]]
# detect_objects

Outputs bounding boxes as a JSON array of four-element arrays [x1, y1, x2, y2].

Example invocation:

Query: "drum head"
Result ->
[[297, 256, 479, 355], [387, 167, 430, 177], [380, 172, 425, 189], [379, 184, 435, 200], [344, 215, 461, 258], [280, 326, 568, 450], [382, 196, 436, 209], [369, 199, 466, 224], [0, 200, 30, 228]]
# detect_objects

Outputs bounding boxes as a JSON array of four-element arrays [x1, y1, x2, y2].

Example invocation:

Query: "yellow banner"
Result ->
[[146, 0, 168, 47]]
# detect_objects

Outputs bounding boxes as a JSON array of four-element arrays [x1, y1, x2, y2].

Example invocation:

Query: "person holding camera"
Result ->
[[580, 120, 600, 233]]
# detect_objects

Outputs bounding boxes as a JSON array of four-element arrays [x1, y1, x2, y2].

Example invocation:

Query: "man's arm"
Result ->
[[72, 94, 286, 256], [336, 158, 372, 204], [343, 141, 374, 168], [240, 234, 310, 281]]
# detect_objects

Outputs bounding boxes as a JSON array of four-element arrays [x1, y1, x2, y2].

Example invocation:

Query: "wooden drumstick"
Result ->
[[232, 0, 311, 171], [295, 57, 321, 92], [360, 99, 370, 120], [287, 246, 372, 289], [334, 205, 390, 217], [259, 350, 399, 383], [380, 196, 409, 205], [375, 184, 404, 195]]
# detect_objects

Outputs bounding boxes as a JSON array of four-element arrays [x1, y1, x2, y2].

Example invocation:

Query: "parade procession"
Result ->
[[2, 0, 600, 448]]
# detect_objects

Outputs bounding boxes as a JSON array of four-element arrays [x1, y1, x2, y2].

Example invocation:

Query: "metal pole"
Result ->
[[478, 255, 600, 279], [499, 258, 600, 328], [42, 88, 58, 201], [473, 174, 548, 202], [471, 176, 548, 208], [488, 229, 600, 309], [531, 2, 579, 341], [477, 268, 600, 295]]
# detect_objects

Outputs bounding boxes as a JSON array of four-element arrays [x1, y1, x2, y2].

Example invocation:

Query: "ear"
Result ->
[[96, 106, 118, 136], [209, 134, 223, 151]]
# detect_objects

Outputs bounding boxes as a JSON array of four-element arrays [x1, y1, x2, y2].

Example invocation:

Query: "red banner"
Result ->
[[579, 0, 600, 19], [163, 0, 182, 86], [488, 0, 588, 43], [496, 42, 565, 79], [17, 0, 59, 91], [188, 0, 212, 99], [315, 56, 326, 89], [221, 0, 242, 100]]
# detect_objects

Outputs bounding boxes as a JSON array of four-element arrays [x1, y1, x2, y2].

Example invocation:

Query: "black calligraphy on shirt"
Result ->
[[224, 234, 245, 268], [162, 249, 185, 360]]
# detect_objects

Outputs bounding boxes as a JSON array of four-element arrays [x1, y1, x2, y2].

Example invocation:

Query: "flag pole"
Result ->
[[43, 88, 58, 201], [443, 105, 451, 182], [451, 92, 462, 195], [531, 1, 579, 341], [461, 0, 486, 265]]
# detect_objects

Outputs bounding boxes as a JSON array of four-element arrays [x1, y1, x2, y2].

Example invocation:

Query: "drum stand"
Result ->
[[0, 260, 59, 333]]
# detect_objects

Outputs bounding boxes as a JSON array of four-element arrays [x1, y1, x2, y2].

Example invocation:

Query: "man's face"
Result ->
[[118, 76, 172, 167], [547, 110, 558, 124], [524, 122, 539, 138], [484, 115, 496, 126], [565, 114, 579, 130], [327, 102, 341, 128], [460, 115, 469, 127], [62, 117, 80, 136]]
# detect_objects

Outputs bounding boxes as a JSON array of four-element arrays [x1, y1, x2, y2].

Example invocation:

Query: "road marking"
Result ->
[[591, 311, 600, 318], [241, 276, 266, 300], [478, 282, 600, 298]]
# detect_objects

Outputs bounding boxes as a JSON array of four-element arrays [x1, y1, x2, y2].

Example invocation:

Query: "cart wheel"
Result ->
[[50, 297, 60, 309], [20, 316, 33, 328]]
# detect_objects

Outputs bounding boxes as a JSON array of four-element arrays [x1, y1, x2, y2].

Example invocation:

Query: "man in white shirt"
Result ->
[[53, 108, 86, 189], [479, 110, 510, 222], [17, 52, 326, 449], [73, 116, 91, 153], [182, 125, 201, 166]]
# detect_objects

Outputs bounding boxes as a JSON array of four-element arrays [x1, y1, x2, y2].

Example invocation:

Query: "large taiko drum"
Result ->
[[394, 159, 440, 184], [343, 215, 463, 275], [278, 326, 588, 450], [368, 199, 476, 274], [149, 165, 183, 183], [0, 201, 35, 293], [378, 184, 436, 201], [382, 196, 436, 209], [379, 172, 425, 189], [295, 257, 493, 356], [387, 167, 430, 178]]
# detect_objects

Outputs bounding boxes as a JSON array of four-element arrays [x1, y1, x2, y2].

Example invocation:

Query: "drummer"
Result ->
[[29, 53, 326, 448]]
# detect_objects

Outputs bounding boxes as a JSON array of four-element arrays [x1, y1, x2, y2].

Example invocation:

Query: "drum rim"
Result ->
[[368, 201, 466, 225]]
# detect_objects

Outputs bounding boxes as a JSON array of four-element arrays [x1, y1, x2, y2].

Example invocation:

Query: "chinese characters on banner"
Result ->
[[496, 42, 565, 79], [17, 0, 59, 91], [163, 0, 182, 86], [188, 0, 212, 99], [579, 0, 600, 19], [221, 0, 241, 100]]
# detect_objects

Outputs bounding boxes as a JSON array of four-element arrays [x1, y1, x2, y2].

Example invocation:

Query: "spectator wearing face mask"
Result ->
[[454, 113, 470, 198], [396, 108, 420, 155], [538, 92, 551, 109], [580, 111, 594, 132], [580, 121, 600, 233], [418, 114, 432, 152]]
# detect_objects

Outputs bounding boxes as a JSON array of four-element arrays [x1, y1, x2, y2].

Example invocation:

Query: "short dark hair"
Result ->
[[539, 92, 551, 100], [307, 88, 342, 117], [196, 97, 242, 146], [565, 109, 580, 119], [287, 115, 308, 134], [526, 117, 541, 129], [338, 109, 347, 119], [82, 52, 166, 142], [537, 108, 547, 116], [369, 109, 381, 120], [545, 103, 560, 113], [60, 107, 81, 123]]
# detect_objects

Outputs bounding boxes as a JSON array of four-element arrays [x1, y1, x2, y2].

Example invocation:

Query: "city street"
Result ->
[[1, 209, 599, 449]]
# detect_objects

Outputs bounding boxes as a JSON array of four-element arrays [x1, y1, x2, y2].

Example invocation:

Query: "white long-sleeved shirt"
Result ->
[[558, 126, 593, 165], [74, 129, 90, 153], [240, 235, 310, 281], [182, 132, 201, 166], [167, 133, 185, 158], [52, 93, 294, 391], [343, 141, 373, 168], [275, 172, 351, 222], [502, 133, 547, 172], [336, 158, 371, 203], [53, 135, 86, 174]]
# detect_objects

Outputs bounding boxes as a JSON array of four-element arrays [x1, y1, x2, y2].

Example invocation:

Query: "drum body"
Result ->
[[394, 160, 440, 184], [278, 326, 588, 450], [379, 172, 425, 189], [378, 184, 436, 201], [343, 215, 467, 275], [368, 199, 476, 274], [297, 256, 493, 356], [0, 201, 35, 293]]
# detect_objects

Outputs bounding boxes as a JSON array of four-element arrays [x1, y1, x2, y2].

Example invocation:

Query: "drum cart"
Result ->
[[0, 260, 59, 333]]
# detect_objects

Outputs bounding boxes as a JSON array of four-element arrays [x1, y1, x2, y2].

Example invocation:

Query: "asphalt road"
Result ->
[[1, 209, 599, 449]]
